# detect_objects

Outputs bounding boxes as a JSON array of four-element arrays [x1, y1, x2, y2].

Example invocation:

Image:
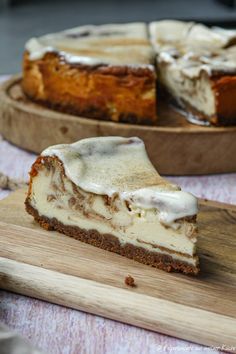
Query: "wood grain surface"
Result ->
[[0, 74, 234, 354], [0, 189, 235, 351], [1, 76, 236, 175]]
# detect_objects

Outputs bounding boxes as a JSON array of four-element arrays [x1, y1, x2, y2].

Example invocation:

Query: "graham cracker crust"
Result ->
[[125, 275, 136, 287], [24, 93, 156, 126], [25, 198, 199, 275]]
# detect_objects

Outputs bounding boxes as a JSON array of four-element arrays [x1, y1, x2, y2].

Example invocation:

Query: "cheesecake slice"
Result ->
[[25, 137, 199, 274], [22, 23, 156, 125], [149, 20, 236, 126]]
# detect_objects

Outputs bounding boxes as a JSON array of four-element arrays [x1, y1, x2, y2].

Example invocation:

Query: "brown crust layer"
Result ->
[[25, 198, 199, 275], [125, 275, 136, 287], [22, 51, 157, 125]]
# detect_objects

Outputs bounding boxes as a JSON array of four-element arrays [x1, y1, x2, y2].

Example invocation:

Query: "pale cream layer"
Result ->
[[29, 162, 197, 266], [25, 22, 154, 67], [149, 20, 236, 51], [149, 20, 236, 78], [42, 137, 198, 227]]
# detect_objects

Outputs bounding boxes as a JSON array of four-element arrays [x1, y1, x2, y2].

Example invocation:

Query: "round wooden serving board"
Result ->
[[1, 75, 236, 175]]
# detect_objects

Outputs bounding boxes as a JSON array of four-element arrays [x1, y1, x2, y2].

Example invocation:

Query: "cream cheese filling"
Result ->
[[158, 62, 216, 116], [29, 163, 197, 266]]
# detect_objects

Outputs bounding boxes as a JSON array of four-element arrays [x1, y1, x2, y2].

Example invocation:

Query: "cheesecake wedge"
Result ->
[[25, 137, 199, 274]]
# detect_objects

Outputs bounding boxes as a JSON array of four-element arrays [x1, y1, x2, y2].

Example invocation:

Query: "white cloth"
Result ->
[[0, 324, 43, 354]]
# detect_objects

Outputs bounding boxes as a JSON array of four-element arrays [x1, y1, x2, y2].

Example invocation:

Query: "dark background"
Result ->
[[1, 0, 236, 74]]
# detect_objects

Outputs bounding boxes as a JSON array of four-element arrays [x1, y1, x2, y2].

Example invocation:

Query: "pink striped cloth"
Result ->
[[1, 75, 233, 354]]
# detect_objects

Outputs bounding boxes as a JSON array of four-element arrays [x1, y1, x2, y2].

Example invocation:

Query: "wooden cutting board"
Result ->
[[0, 189, 236, 351], [1, 75, 236, 175]]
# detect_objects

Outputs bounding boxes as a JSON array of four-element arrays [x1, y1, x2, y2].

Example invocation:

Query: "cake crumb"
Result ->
[[125, 275, 136, 287]]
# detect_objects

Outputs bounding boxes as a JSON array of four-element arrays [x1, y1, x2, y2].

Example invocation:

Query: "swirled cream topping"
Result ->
[[42, 137, 198, 225], [25, 22, 154, 67], [149, 20, 236, 78]]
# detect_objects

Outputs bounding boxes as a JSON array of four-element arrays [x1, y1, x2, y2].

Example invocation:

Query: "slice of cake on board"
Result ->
[[25, 137, 199, 275]]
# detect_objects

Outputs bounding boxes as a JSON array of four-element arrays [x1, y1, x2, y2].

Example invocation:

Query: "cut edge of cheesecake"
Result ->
[[25, 137, 199, 275], [149, 19, 236, 126]]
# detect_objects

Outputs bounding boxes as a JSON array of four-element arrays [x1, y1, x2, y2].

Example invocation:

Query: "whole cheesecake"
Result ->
[[25, 136, 199, 275], [22, 23, 157, 125], [22, 20, 236, 126]]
